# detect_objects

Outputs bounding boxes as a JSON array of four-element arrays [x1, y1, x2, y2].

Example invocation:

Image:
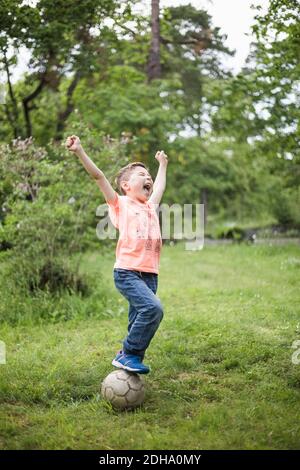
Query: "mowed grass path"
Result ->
[[0, 243, 300, 449]]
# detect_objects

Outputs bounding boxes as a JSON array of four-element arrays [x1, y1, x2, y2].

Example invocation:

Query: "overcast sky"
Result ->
[[6, 0, 270, 83]]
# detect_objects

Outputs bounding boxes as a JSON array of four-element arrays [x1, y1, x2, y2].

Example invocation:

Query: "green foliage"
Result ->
[[159, 5, 233, 135], [213, 224, 246, 242], [70, 70, 183, 169], [272, 186, 300, 227], [249, 0, 300, 168], [0, 0, 299, 232], [0, 134, 128, 298], [205, 0, 300, 227], [0, 0, 136, 140], [163, 135, 276, 226]]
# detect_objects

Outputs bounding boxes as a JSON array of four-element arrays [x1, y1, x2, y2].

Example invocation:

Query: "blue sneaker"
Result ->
[[114, 350, 123, 361], [112, 351, 150, 374]]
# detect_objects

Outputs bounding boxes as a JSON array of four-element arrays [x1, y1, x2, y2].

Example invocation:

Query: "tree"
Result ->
[[158, 5, 233, 136], [251, 0, 300, 180], [0, 0, 135, 140], [147, 0, 161, 82], [206, 0, 300, 226]]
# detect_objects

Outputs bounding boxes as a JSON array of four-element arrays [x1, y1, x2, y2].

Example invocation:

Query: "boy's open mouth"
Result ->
[[143, 182, 152, 191]]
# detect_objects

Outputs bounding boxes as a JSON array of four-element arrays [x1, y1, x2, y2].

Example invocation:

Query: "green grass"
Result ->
[[0, 243, 300, 449]]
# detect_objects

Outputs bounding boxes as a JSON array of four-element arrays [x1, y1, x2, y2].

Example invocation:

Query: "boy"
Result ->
[[66, 135, 168, 374]]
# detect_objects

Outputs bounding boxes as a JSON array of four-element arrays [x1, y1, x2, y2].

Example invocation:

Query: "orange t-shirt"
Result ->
[[107, 194, 162, 274]]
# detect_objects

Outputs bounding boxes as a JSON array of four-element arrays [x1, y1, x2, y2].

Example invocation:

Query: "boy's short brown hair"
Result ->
[[115, 162, 149, 195]]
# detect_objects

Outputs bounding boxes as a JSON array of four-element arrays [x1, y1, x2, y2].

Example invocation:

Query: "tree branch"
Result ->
[[22, 77, 46, 138], [113, 21, 137, 37], [2, 48, 20, 138]]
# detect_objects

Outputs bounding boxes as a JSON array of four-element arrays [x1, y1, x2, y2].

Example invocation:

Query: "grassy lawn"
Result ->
[[0, 243, 300, 449]]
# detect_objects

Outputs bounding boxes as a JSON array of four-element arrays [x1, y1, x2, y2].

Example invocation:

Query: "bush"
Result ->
[[272, 187, 300, 228], [0, 135, 128, 299], [0, 134, 132, 324], [214, 223, 246, 242], [0, 258, 111, 325], [2, 255, 90, 296]]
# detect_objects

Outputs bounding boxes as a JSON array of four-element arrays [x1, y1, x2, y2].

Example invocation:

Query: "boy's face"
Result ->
[[121, 166, 153, 202]]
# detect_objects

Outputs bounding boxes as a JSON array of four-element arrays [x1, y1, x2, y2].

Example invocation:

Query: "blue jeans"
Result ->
[[113, 269, 164, 359]]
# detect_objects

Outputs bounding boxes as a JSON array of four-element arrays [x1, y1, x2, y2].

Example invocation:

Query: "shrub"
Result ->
[[272, 187, 300, 228], [0, 134, 128, 301]]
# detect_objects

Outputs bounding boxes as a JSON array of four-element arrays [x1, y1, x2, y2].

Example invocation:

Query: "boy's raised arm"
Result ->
[[65, 135, 117, 204], [149, 150, 168, 205]]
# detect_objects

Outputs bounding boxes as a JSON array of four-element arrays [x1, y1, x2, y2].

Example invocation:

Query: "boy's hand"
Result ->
[[65, 135, 82, 153], [155, 150, 168, 166]]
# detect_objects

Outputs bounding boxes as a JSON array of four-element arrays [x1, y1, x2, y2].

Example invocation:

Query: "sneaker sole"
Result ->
[[112, 359, 150, 374]]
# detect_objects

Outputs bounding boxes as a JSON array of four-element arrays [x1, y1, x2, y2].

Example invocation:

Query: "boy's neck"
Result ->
[[126, 194, 148, 205]]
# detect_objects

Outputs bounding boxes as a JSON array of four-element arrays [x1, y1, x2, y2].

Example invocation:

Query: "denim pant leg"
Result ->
[[127, 271, 158, 333], [128, 304, 138, 334], [114, 269, 164, 359], [127, 273, 159, 359]]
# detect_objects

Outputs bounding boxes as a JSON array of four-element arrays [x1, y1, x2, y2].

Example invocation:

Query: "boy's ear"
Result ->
[[121, 181, 129, 193]]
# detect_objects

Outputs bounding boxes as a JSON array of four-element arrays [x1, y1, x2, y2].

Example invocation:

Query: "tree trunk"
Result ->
[[2, 49, 21, 138], [147, 0, 161, 82], [22, 49, 58, 138], [22, 77, 46, 138]]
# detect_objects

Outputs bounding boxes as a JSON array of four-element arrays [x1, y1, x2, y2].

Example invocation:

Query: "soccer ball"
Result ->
[[101, 369, 145, 410]]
